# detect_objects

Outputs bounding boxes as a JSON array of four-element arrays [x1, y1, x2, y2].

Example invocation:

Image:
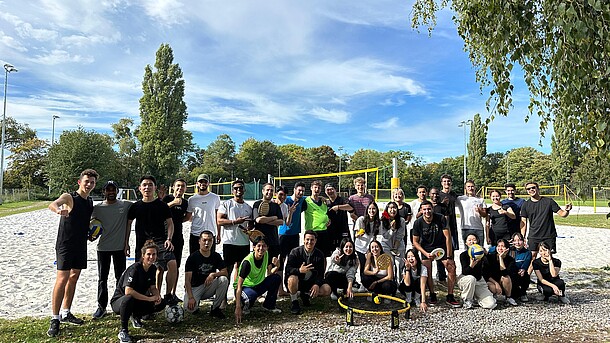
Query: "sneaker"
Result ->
[[242, 304, 250, 315], [263, 306, 282, 314], [559, 296, 570, 305], [130, 316, 143, 329], [446, 294, 462, 308], [519, 295, 529, 302], [357, 285, 367, 293], [118, 329, 132, 343], [301, 293, 311, 307], [92, 306, 106, 320], [173, 294, 183, 303], [463, 299, 473, 309], [413, 292, 421, 307], [330, 293, 338, 301], [507, 297, 518, 306], [141, 314, 152, 320], [47, 319, 60, 337], [290, 300, 302, 315], [429, 292, 438, 305], [209, 307, 226, 319], [405, 292, 412, 304], [60, 312, 84, 325], [495, 294, 506, 302]]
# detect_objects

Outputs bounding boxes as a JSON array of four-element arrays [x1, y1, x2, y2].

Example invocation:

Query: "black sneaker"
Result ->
[[118, 329, 132, 343], [446, 294, 462, 308], [165, 294, 178, 306], [60, 312, 84, 325], [131, 316, 143, 329], [301, 293, 311, 307], [92, 306, 106, 320], [209, 307, 226, 319], [47, 319, 60, 337], [290, 300, 302, 315], [429, 292, 438, 305]]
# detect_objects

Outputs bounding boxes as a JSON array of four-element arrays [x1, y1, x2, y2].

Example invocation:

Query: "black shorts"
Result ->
[[528, 237, 557, 253], [155, 248, 176, 271], [279, 235, 300, 259], [223, 244, 250, 266], [284, 272, 321, 292], [56, 246, 87, 270]]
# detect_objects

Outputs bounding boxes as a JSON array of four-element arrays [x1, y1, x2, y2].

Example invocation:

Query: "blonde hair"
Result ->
[[354, 177, 365, 185]]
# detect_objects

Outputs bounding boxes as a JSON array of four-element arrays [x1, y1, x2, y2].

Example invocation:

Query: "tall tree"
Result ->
[[234, 138, 280, 181], [413, 1, 610, 156], [467, 113, 487, 184], [305, 145, 338, 175], [4, 137, 48, 189], [191, 134, 236, 182], [277, 144, 308, 177], [1, 116, 36, 149], [550, 115, 581, 185], [112, 118, 141, 187], [46, 127, 117, 193], [137, 43, 192, 185]]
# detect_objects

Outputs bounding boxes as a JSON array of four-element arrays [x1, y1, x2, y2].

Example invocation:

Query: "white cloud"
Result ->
[[0, 31, 27, 52], [30, 49, 95, 65], [309, 107, 350, 124], [138, 0, 188, 26]]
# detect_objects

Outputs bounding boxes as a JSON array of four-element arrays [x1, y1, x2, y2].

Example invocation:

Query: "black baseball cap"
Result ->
[[103, 180, 119, 190]]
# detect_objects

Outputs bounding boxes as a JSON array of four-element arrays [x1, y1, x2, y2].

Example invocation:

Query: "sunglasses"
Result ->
[[233, 186, 244, 190], [526, 186, 537, 191]]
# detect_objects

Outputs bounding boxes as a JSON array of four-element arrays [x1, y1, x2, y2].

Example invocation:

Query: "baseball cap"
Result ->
[[325, 183, 336, 189], [197, 174, 209, 182], [103, 180, 119, 190]]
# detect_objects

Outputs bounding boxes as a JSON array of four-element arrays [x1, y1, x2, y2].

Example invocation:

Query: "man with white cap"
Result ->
[[187, 174, 221, 254]]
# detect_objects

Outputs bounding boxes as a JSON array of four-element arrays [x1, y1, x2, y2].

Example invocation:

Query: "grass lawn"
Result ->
[[0, 201, 50, 218], [555, 213, 610, 229]]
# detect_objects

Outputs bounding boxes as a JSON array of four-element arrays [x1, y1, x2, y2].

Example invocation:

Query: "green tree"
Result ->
[[277, 144, 308, 177], [504, 147, 553, 188], [47, 127, 117, 193], [467, 113, 487, 184], [191, 134, 236, 182], [111, 118, 141, 187], [550, 116, 581, 185], [137, 43, 192, 185], [571, 149, 610, 199], [235, 138, 280, 181], [1, 117, 36, 149], [413, 1, 610, 156], [4, 137, 48, 189], [305, 145, 338, 175]]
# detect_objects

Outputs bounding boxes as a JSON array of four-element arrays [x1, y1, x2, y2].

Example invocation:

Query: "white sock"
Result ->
[[52, 314, 60, 320], [60, 308, 70, 316], [290, 293, 298, 302]]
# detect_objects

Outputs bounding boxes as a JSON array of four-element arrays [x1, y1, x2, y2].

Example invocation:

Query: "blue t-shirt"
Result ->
[[279, 196, 306, 236]]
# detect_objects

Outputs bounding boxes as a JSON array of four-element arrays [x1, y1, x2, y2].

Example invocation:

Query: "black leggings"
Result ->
[[111, 295, 166, 331], [512, 273, 530, 298], [361, 274, 397, 296], [325, 271, 348, 295], [537, 278, 566, 298]]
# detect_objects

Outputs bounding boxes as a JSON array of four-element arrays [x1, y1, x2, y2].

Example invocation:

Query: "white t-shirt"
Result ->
[[353, 216, 377, 255], [218, 198, 252, 246], [456, 195, 487, 231], [187, 192, 221, 236]]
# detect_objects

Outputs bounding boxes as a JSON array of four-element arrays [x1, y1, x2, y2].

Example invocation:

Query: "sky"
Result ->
[[0, 0, 552, 166]]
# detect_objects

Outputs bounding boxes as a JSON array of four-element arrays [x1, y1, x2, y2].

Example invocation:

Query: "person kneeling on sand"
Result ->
[[457, 234, 496, 310], [234, 236, 282, 324], [111, 240, 167, 343]]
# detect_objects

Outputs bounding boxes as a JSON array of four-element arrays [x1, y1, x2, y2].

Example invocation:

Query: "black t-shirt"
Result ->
[[439, 190, 458, 232], [253, 200, 283, 246], [520, 197, 560, 239], [56, 191, 93, 252], [433, 202, 448, 216], [460, 251, 483, 280], [128, 199, 172, 248], [185, 250, 226, 287], [482, 251, 515, 282], [162, 195, 188, 242], [326, 196, 349, 238], [532, 257, 562, 283], [487, 205, 512, 239], [412, 213, 448, 251], [397, 203, 412, 223], [111, 262, 155, 304]]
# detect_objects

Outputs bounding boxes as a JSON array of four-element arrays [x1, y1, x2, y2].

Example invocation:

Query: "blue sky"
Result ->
[[0, 0, 551, 165]]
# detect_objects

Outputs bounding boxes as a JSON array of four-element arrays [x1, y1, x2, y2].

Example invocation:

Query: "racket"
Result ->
[[430, 248, 445, 261], [258, 200, 270, 217], [240, 225, 265, 243], [376, 253, 392, 270]]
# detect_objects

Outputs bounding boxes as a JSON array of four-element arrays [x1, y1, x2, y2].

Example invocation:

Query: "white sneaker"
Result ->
[[330, 293, 338, 301], [263, 306, 282, 314], [506, 297, 518, 306], [519, 295, 529, 302], [463, 299, 473, 309], [559, 296, 570, 304], [358, 285, 367, 293]]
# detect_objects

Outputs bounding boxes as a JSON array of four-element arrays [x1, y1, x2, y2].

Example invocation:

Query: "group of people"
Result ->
[[47, 170, 573, 342]]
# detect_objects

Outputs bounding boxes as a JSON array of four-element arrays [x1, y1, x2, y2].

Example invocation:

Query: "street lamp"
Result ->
[[52, 115, 60, 144], [337, 146, 344, 193], [0, 63, 18, 205], [458, 119, 472, 184], [505, 150, 510, 184]]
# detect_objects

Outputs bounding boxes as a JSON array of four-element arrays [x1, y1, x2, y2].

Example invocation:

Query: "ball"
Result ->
[[373, 296, 381, 304], [357, 229, 365, 236], [165, 305, 184, 324], [88, 219, 103, 241], [468, 244, 485, 260]]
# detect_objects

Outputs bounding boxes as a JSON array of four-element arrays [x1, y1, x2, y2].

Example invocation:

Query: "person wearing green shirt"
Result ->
[[304, 180, 331, 256], [234, 236, 282, 324]]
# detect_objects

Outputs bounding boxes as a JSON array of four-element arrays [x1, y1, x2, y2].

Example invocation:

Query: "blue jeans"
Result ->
[[238, 273, 281, 310]]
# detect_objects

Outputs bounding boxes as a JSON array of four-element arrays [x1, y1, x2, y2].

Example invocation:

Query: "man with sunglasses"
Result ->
[[217, 180, 253, 280], [187, 174, 221, 254], [520, 182, 572, 263], [502, 183, 525, 237]]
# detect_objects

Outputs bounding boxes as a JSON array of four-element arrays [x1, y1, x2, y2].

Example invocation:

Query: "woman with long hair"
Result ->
[[325, 238, 359, 300], [353, 202, 381, 275], [398, 248, 428, 312], [485, 189, 516, 245], [362, 240, 397, 296], [533, 241, 569, 304]]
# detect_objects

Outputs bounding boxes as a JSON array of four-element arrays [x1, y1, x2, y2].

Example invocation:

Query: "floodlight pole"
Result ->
[[458, 119, 472, 184], [0, 63, 18, 205]]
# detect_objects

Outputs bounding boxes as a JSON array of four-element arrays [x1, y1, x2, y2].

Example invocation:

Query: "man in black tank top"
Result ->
[[47, 169, 98, 337]]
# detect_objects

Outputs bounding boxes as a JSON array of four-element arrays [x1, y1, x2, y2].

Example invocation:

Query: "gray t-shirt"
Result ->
[[92, 200, 133, 251]]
